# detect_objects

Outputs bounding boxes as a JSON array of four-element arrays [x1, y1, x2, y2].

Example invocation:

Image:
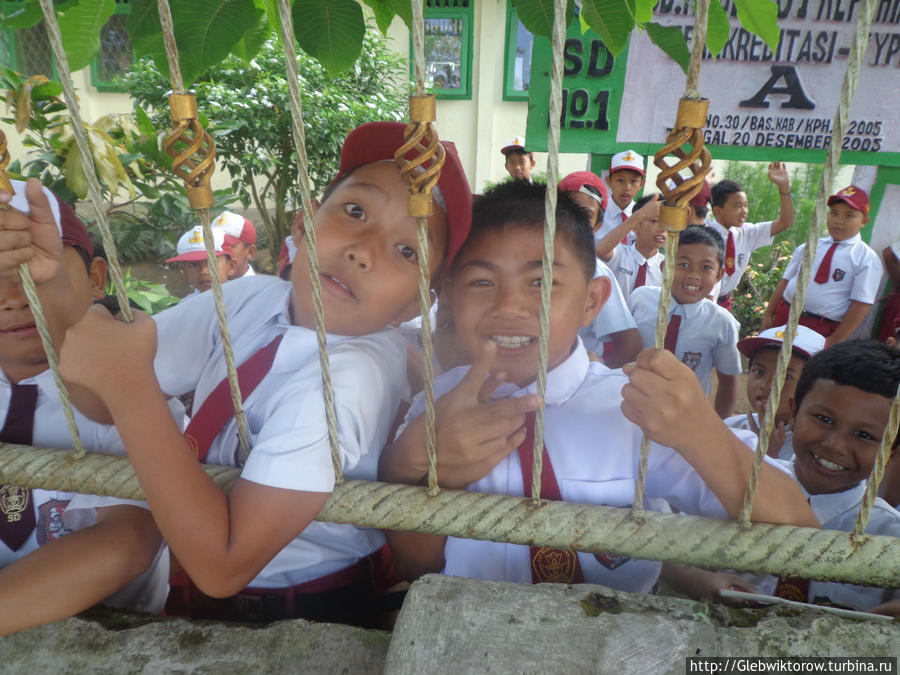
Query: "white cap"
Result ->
[[166, 226, 230, 262], [738, 325, 826, 360], [212, 210, 256, 245], [610, 150, 645, 176], [501, 136, 528, 155]]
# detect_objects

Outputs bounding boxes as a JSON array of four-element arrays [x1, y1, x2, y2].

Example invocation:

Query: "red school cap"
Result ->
[[689, 179, 711, 208], [827, 185, 870, 216], [558, 171, 609, 212], [213, 210, 257, 246], [336, 121, 473, 275]]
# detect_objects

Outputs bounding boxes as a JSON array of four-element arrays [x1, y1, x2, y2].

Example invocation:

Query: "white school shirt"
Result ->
[[0, 370, 172, 614], [607, 243, 665, 303], [782, 234, 883, 322], [724, 412, 795, 461], [596, 199, 635, 244], [753, 463, 900, 610], [709, 219, 774, 297], [399, 339, 763, 592], [152, 275, 408, 588], [579, 259, 638, 353], [239, 265, 256, 278], [628, 286, 742, 395]]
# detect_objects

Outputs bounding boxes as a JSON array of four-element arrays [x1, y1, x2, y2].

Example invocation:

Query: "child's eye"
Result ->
[[396, 244, 418, 262], [784, 373, 795, 382], [468, 278, 493, 288], [855, 429, 877, 441], [813, 413, 832, 425], [749, 366, 764, 376], [344, 202, 366, 220]]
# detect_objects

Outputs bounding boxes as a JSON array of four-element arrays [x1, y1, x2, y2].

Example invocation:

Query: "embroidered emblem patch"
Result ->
[[37, 499, 71, 545], [832, 268, 845, 282], [737, 253, 745, 267], [682, 352, 702, 371], [725, 256, 735, 269], [0, 486, 29, 523], [532, 547, 579, 583], [595, 553, 631, 570]]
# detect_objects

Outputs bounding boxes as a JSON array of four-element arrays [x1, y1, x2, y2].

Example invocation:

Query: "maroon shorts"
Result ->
[[772, 299, 839, 338]]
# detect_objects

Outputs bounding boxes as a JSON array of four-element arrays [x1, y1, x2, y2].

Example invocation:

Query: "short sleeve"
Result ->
[[782, 245, 804, 281], [849, 247, 884, 304], [712, 312, 742, 376], [591, 273, 636, 341], [745, 221, 775, 251], [152, 292, 221, 397]]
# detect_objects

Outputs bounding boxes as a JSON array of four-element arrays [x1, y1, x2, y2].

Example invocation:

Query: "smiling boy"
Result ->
[[597, 150, 645, 242], [0, 122, 472, 624], [629, 226, 742, 418], [380, 181, 817, 589], [763, 186, 882, 346], [771, 340, 900, 615]]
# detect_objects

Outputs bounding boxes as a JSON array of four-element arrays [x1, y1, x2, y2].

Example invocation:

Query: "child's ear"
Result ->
[[581, 276, 611, 327], [87, 257, 108, 301], [292, 198, 320, 239], [711, 204, 722, 222], [226, 257, 238, 279], [715, 264, 725, 281], [247, 244, 257, 259]]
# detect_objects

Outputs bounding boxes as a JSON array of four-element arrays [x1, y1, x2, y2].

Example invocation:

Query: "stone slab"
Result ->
[[386, 575, 900, 674]]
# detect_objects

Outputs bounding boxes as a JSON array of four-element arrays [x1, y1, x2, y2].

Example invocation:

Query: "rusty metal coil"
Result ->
[[653, 98, 712, 233], [396, 96, 445, 218], [163, 95, 215, 210], [0, 129, 12, 193]]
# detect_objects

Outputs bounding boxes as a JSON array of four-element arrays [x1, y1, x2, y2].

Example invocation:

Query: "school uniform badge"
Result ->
[[594, 553, 631, 570], [832, 268, 845, 282], [36, 499, 72, 545], [531, 547, 580, 583], [681, 352, 702, 371], [0, 486, 29, 523]]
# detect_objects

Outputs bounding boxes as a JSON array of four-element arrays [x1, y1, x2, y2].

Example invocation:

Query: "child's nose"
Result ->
[[0, 281, 28, 311], [492, 284, 530, 318], [345, 237, 376, 270]]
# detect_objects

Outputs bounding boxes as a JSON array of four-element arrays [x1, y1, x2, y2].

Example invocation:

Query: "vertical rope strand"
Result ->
[[853, 381, 900, 539], [410, 0, 440, 494], [154, 0, 250, 459], [37, 0, 132, 324], [739, 0, 877, 525], [530, 0, 567, 505], [275, 0, 342, 480]]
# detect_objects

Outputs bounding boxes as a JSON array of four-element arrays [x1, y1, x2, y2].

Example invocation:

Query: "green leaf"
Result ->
[[581, 0, 635, 56], [232, 8, 271, 64], [1, 0, 43, 28], [733, 0, 780, 52], [134, 105, 155, 136], [126, 0, 164, 61], [292, 0, 365, 77], [512, 0, 574, 41], [705, 0, 730, 57], [30, 81, 63, 101], [360, 0, 412, 33], [57, 0, 117, 72], [634, 0, 655, 26], [645, 22, 689, 75], [175, 0, 259, 86]]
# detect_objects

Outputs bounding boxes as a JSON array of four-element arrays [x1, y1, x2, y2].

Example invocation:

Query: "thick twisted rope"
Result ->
[[406, 0, 440, 494], [37, 0, 132, 324], [529, 0, 567, 505], [738, 0, 877, 525], [276, 0, 342, 479], [635, 0, 712, 517], [2, 443, 899, 588], [154, 0, 251, 460]]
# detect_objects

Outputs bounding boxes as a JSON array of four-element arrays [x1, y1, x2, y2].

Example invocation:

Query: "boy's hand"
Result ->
[[0, 179, 64, 283], [746, 403, 787, 459], [433, 340, 542, 489], [59, 304, 158, 405], [631, 195, 660, 230], [767, 162, 791, 191], [621, 348, 719, 451]]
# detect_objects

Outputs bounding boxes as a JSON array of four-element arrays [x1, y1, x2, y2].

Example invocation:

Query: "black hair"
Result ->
[[677, 225, 725, 267], [320, 172, 349, 204], [460, 180, 595, 280], [505, 148, 534, 161], [710, 179, 744, 208], [691, 204, 709, 219], [633, 193, 662, 211], [794, 340, 900, 420]]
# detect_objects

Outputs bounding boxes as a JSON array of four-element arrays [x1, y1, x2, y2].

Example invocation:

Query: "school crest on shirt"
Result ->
[[532, 547, 579, 583], [682, 352, 702, 371], [0, 486, 29, 523], [832, 268, 846, 282], [737, 253, 745, 267], [36, 499, 72, 545], [594, 553, 632, 570]]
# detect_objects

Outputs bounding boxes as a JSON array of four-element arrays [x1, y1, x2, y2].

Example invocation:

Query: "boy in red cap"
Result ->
[[166, 225, 235, 297], [212, 211, 257, 279], [763, 185, 882, 345], [500, 136, 535, 183], [0, 121, 472, 625], [0, 180, 171, 634]]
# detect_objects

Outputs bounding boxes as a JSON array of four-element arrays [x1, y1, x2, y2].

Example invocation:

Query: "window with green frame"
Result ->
[[503, 2, 534, 102], [414, 0, 472, 100], [0, 0, 132, 92]]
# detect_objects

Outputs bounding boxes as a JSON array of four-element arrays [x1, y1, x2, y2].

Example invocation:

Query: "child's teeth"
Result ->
[[813, 453, 845, 471], [491, 335, 532, 347], [684, 284, 700, 291]]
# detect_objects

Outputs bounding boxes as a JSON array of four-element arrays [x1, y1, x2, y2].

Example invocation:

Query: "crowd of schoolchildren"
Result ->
[[0, 123, 898, 636]]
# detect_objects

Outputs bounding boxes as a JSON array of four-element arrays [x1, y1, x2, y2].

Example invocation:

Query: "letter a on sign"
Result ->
[[739, 65, 815, 110]]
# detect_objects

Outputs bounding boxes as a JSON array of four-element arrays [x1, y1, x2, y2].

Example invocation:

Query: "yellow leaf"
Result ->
[[14, 85, 32, 133], [63, 146, 88, 199]]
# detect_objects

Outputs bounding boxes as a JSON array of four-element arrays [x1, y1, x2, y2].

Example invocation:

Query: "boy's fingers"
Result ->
[[23, 179, 56, 230], [476, 370, 506, 404], [457, 339, 497, 395], [484, 394, 541, 420]]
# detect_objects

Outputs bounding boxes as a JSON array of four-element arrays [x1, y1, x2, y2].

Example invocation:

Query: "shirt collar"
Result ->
[[669, 293, 705, 320], [491, 337, 590, 407], [824, 233, 861, 246], [791, 460, 867, 524]]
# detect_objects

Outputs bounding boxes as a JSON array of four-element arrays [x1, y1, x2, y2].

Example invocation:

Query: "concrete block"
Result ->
[[386, 575, 900, 674]]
